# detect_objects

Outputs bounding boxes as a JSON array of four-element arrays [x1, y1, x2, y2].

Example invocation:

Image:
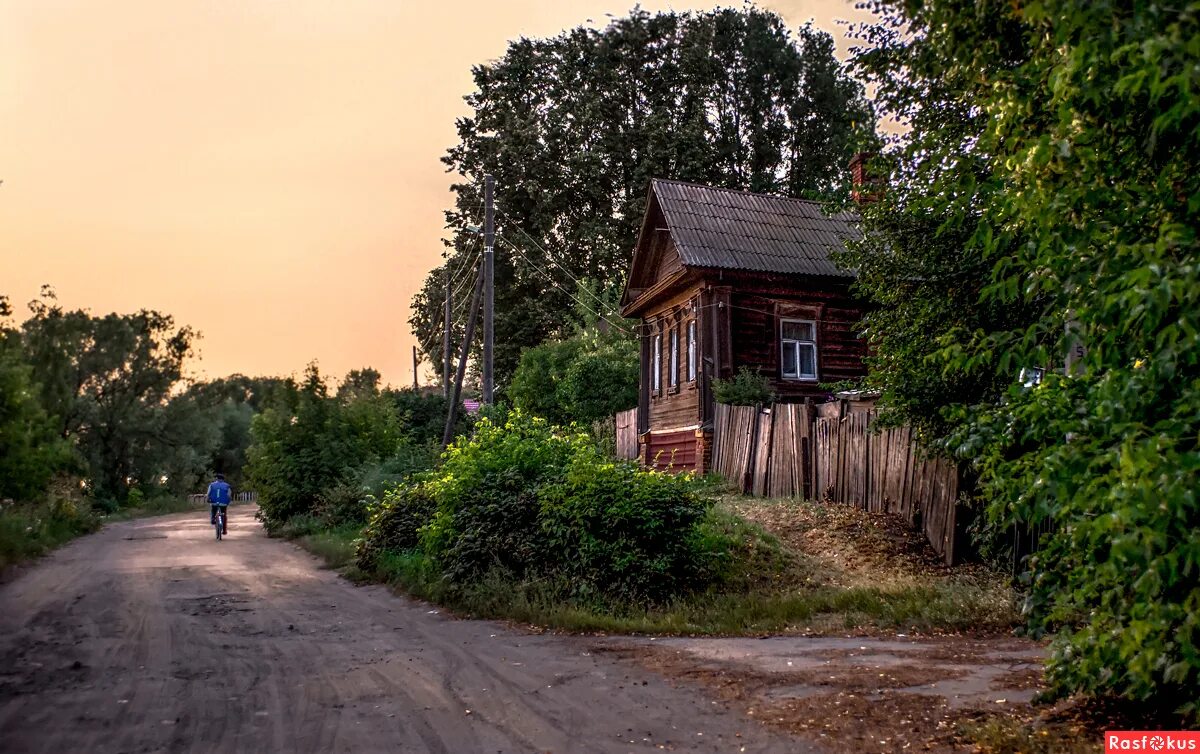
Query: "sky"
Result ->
[[0, 0, 876, 387]]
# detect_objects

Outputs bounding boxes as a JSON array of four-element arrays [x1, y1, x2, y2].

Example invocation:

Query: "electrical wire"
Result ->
[[498, 236, 632, 335], [493, 206, 619, 315]]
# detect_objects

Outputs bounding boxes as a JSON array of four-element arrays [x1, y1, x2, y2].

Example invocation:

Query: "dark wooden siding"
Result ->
[[725, 277, 866, 401], [644, 285, 704, 431]]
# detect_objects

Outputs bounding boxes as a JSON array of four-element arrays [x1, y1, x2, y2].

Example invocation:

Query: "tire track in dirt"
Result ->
[[0, 508, 804, 753]]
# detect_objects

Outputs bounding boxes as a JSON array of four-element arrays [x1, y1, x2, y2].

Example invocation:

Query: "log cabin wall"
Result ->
[[722, 275, 868, 402], [644, 285, 704, 437]]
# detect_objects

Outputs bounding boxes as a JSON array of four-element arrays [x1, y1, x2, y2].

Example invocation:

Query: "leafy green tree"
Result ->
[[411, 7, 878, 387], [0, 297, 67, 500], [247, 364, 408, 529], [846, 0, 1200, 713], [508, 327, 637, 426], [17, 288, 197, 500]]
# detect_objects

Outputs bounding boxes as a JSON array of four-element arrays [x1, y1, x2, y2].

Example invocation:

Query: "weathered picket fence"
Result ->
[[712, 400, 959, 564]]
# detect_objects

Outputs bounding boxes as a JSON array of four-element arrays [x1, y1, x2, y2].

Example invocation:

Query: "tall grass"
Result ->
[[0, 497, 101, 571]]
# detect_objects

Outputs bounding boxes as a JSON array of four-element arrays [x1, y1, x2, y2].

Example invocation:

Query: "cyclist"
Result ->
[[207, 473, 232, 535]]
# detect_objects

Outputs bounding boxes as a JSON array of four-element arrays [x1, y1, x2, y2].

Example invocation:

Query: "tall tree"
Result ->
[[18, 288, 197, 499], [0, 296, 68, 500], [411, 7, 877, 386], [844, 0, 1200, 713]]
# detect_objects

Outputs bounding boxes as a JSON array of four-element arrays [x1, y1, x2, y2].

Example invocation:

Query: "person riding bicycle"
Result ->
[[207, 473, 232, 535]]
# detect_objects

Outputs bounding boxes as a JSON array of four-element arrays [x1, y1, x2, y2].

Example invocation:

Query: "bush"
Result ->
[[418, 411, 577, 581], [356, 483, 436, 574], [509, 329, 637, 425], [539, 449, 716, 602], [713, 367, 775, 406], [358, 409, 724, 604], [0, 496, 100, 570]]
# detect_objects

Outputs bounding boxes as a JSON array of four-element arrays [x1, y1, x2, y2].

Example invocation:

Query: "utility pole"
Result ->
[[482, 174, 495, 405], [442, 261, 484, 448], [443, 269, 452, 398], [412, 345, 419, 389]]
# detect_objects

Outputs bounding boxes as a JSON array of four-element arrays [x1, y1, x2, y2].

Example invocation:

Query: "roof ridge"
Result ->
[[650, 177, 831, 207]]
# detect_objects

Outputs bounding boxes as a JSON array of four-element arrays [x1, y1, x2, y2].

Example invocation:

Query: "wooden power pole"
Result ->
[[482, 174, 495, 405], [442, 260, 484, 448], [412, 345, 419, 389]]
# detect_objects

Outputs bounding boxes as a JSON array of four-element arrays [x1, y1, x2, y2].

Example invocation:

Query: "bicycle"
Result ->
[[214, 506, 227, 541]]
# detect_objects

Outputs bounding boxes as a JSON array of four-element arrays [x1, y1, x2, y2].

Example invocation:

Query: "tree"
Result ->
[[17, 289, 197, 500], [247, 364, 408, 529], [411, 7, 878, 387], [846, 0, 1200, 713], [0, 297, 67, 500], [508, 327, 637, 426]]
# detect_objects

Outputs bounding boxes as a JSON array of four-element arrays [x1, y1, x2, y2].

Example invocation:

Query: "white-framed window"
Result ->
[[781, 319, 818, 380], [668, 328, 679, 388], [686, 320, 697, 382], [651, 333, 662, 394]]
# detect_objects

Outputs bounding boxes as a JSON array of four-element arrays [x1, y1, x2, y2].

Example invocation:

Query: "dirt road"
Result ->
[[0, 508, 799, 754]]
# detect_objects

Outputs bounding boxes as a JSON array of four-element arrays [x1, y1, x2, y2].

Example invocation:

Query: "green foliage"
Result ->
[[248, 366, 443, 532], [509, 328, 637, 425], [410, 7, 878, 385], [713, 366, 776, 406], [539, 449, 719, 602], [17, 287, 198, 499], [0, 326, 68, 500], [0, 496, 100, 570], [847, 1, 1200, 713], [385, 388, 452, 446], [355, 483, 437, 574], [359, 410, 721, 604]]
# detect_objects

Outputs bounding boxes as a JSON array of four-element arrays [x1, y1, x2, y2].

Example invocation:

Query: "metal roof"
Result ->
[[652, 178, 859, 277]]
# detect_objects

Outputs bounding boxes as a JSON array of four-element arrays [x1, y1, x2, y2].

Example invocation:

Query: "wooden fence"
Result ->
[[188, 491, 258, 505], [615, 408, 639, 461], [712, 401, 959, 564]]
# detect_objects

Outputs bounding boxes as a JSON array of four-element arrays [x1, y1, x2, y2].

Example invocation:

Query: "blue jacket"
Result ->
[[207, 480, 231, 505]]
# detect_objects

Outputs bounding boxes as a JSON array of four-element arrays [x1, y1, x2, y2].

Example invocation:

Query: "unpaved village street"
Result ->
[[0, 509, 800, 754]]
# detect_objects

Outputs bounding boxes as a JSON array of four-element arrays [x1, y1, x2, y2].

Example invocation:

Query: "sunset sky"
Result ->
[[0, 0, 875, 387]]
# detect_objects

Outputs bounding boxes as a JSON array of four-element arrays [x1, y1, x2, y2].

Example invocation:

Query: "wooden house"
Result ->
[[619, 178, 868, 472]]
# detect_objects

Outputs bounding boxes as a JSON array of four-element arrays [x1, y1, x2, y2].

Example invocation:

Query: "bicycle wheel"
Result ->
[[215, 513, 222, 541]]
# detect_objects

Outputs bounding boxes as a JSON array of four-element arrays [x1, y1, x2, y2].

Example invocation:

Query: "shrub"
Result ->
[[0, 496, 100, 569], [539, 449, 716, 602], [418, 411, 577, 581], [357, 409, 724, 605], [713, 367, 775, 406], [356, 483, 436, 574], [313, 480, 369, 528]]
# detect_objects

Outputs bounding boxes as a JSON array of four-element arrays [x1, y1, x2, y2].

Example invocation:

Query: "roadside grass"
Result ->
[[346, 495, 1018, 636], [277, 515, 362, 572], [105, 495, 197, 521], [0, 497, 101, 571], [1, 493, 203, 573]]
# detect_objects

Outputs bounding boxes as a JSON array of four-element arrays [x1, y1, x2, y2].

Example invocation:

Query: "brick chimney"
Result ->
[[849, 151, 881, 203]]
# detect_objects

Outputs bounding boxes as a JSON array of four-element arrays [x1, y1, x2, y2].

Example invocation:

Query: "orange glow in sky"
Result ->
[[0, 0, 873, 387]]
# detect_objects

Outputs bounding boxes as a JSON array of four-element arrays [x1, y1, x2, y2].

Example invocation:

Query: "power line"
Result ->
[[499, 236, 632, 335], [449, 246, 481, 301], [493, 206, 619, 315]]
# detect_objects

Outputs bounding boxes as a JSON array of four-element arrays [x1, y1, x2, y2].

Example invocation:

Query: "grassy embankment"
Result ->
[[286, 493, 1018, 636]]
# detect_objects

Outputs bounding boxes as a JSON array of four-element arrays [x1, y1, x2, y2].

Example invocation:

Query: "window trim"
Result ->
[[686, 320, 697, 383], [780, 318, 819, 381], [651, 332, 662, 395], [668, 328, 679, 389]]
